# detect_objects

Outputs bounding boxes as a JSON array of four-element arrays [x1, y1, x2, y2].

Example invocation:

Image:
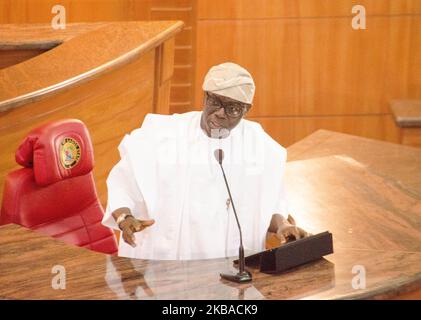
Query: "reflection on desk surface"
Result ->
[[0, 223, 419, 300]]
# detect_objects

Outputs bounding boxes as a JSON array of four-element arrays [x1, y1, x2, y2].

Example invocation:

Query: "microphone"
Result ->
[[214, 149, 252, 283]]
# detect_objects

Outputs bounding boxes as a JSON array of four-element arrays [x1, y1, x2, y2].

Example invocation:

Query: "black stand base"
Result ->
[[220, 270, 252, 283]]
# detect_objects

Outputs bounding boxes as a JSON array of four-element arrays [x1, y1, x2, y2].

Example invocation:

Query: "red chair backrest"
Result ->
[[1, 119, 118, 255]]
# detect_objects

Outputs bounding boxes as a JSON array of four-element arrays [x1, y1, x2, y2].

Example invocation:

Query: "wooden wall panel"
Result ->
[[195, 17, 412, 117], [195, 0, 420, 146], [298, 16, 411, 116], [408, 17, 421, 98], [249, 114, 400, 148], [174, 45, 191, 65], [0, 0, 149, 23], [198, 0, 421, 19]]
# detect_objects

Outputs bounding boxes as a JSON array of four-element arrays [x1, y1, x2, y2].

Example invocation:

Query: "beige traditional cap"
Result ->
[[202, 62, 255, 104]]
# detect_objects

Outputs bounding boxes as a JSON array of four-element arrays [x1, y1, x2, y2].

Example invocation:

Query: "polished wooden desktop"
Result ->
[[0, 130, 420, 299]]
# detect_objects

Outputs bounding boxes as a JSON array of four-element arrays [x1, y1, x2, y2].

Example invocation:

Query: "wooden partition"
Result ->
[[0, 21, 183, 207]]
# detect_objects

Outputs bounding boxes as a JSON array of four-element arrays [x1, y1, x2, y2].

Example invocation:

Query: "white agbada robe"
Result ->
[[102, 111, 288, 260]]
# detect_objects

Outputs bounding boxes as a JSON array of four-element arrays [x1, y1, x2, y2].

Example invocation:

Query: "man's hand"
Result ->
[[119, 216, 155, 247], [269, 214, 310, 246], [276, 214, 310, 244]]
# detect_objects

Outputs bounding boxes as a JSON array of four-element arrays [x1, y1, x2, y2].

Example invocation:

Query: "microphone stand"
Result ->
[[216, 151, 252, 283]]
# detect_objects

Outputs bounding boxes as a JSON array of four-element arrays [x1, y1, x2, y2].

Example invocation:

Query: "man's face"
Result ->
[[201, 91, 251, 138]]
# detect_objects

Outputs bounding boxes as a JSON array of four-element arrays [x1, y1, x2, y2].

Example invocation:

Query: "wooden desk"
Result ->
[[0, 130, 420, 299]]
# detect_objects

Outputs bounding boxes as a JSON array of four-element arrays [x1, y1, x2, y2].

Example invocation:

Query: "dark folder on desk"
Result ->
[[235, 231, 334, 274]]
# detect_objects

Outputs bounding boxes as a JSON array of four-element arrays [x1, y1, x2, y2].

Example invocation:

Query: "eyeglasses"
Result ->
[[205, 93, 249, 118]]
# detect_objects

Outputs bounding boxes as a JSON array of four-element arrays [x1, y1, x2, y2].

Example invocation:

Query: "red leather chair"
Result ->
[[0, 119, 118, 255]]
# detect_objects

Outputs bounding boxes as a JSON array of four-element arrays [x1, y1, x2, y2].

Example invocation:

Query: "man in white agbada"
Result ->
[[102, 62, 307, 260]]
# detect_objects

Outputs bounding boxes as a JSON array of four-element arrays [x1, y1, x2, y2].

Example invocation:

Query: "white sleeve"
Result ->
[[274, 179, 289, 219], [258, 131, 290, 246], [101, 156, 148, 230], [264, 132, 289, 220]]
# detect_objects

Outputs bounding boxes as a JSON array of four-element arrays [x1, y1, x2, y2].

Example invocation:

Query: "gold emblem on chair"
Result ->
[[59, 137, 81, 169]]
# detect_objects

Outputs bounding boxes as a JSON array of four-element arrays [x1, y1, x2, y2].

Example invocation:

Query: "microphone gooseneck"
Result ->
[[214, 149, 252, 283]]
